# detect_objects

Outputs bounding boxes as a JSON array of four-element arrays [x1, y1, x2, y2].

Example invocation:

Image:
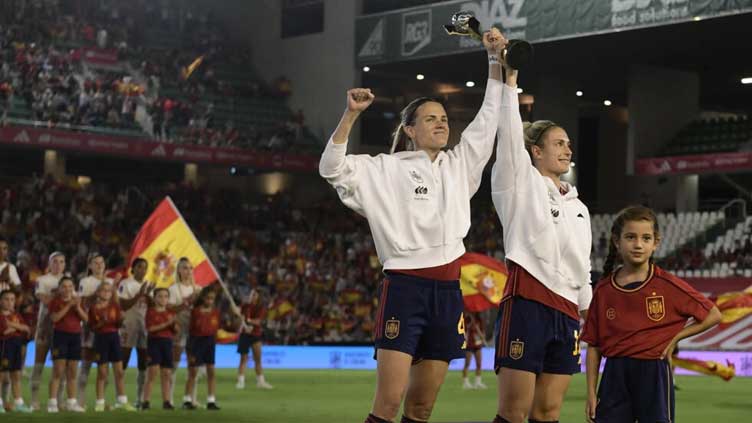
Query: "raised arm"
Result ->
[[319, 88, 374, 178], [450, 29, 505, 195], [491, 65, 533, 193]]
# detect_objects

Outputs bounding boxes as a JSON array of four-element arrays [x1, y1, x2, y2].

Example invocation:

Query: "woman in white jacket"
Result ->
[[320, 29, 506, 423], [490, 67, 592, 423]]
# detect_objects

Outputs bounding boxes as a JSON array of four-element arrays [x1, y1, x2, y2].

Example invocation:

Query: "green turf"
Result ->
[[3, 369, 751, 422]]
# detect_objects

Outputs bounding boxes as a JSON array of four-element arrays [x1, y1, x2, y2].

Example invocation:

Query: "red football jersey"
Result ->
[[189, 307, 220, 337], [582, 265, 714, 359], [88, 302, 122, 334], [49, 297, 83, 334], [241, 304, 267, 337], [0, 311, 25, 340], [146, 307, 176, 339]]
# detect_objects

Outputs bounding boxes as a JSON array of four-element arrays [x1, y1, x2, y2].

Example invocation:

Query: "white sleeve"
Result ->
[[10, 265, 20, 286], [450, 78, 502, 196], [491, 83, 536, 194], [318, 141, 385, 216], [578, 283, 593, 312], [34, 278, 47, 295], [118, 283, 134, 300]]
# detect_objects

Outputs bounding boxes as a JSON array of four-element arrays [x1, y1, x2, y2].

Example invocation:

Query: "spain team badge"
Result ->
[[646, 295, 665, 322], [509, 339, 524, 360], [385, 319, 400, 339]]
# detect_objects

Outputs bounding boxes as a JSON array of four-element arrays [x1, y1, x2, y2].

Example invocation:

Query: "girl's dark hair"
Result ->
[[602, 205, 661, 276], [194, 285, 218, 308], [152, 287, 169, 297], [390, 96, 444, 154], [58, 276, 75, 291], [131, 257, 147, 271]]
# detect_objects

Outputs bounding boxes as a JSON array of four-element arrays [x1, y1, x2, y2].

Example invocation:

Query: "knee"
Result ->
[[531, 399, 561, 421], [374, 395, 402, 420], [498, 404, 528, 423], [404, 398, 435, 421]]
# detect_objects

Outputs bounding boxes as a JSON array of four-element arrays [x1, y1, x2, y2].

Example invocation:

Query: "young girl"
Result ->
[[89, 282, 135, 412], [142, 288, 178, 410], [236, 288, 272, 390], [183, 287, 220, 411], [77, 253, 114, 408], [167, 257, 201, 405], [118, 258, 152, 407], [582, 206, 722, 423], [0, 289, 32, 413], [48, 276, 87, 412], [462, 312, 486, 390]]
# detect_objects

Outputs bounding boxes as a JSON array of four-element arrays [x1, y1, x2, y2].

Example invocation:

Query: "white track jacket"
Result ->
[[319, 79, 503, 270], [491, 84, 593, 311]]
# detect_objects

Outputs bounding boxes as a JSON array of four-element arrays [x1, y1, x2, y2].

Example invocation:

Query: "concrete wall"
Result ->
[[208, 0, 361, 150]]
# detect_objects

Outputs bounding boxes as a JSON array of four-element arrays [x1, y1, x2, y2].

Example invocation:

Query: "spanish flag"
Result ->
[[672, 356, 735, 381], [216, 328, 240, 344], [458, 253, 508, 312], [715, 287, 752, 328], [128, 197, 219, 288], [267, 298, 295, 321]]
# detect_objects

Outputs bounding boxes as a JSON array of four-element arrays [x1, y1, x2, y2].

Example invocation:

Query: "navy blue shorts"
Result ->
[[93, 332, 122, 364], [237, 334, 262, 355], [595, 357, 675, 423], [147, 337, 174, 368], [51, 330, 81, 361], [0, 338, 24, 371], [373, 272, 465, 363], [187, 336, 215, 367], [494, 296, 580, 375]]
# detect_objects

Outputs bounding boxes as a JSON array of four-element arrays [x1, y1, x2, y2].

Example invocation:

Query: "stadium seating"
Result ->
[[590, 210, 726, 274], [657, 116, 752, 157]]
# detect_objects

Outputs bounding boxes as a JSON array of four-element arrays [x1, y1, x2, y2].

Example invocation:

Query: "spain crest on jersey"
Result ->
[[509, 339, 524, 360], [646, 295, 665, 321], [385, 319, 400, 339]]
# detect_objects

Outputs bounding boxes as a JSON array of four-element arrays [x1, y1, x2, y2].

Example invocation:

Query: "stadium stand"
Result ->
[[657, 116, 752, 157]]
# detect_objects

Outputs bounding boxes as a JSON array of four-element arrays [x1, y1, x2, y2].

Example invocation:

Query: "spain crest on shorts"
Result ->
[[509, 339, 524, 360], [384, 319, 400, 339], [646, 295, 665, 322]]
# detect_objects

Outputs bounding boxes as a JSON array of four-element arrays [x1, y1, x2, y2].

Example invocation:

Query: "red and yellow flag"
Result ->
[[216, 328, 240, 344], [267, 298, 295, 321], [672, 356, 735, 381], [128, 197, 219, 288], [715, 287, 752, 328], [458, 253, 508, 312]]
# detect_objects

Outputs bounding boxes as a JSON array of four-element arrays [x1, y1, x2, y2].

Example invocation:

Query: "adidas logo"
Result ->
[[13, 130, 30, 143], [358, 18, 384, 58], [151, 144, 166, 156], [414, 186, 428, 195]]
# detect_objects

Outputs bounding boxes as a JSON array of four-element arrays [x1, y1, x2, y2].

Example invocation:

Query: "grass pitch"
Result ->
[[2, 369, 750, 422]]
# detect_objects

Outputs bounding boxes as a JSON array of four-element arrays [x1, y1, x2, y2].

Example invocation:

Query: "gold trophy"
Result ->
[[444, 12, 533, 70]]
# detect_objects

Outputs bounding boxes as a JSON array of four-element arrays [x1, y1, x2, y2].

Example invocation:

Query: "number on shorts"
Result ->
[[458, 313, 466, 349], [573, 329, 581, 364]]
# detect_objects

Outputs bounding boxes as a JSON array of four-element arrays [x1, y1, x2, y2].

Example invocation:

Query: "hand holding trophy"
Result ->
[[444, 12, 533, 70]]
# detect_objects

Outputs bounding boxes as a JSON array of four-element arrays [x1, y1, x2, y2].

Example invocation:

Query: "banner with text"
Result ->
[[635, 151, 752, 175], [0, 126, 318, 171], [356, 0, 752, 64]]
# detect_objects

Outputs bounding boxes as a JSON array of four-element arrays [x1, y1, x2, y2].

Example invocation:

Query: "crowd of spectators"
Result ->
[[0, 0, 315, 152]]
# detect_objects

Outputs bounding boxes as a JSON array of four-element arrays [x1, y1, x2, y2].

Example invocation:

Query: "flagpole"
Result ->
[[165, 196, 242, 317]]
